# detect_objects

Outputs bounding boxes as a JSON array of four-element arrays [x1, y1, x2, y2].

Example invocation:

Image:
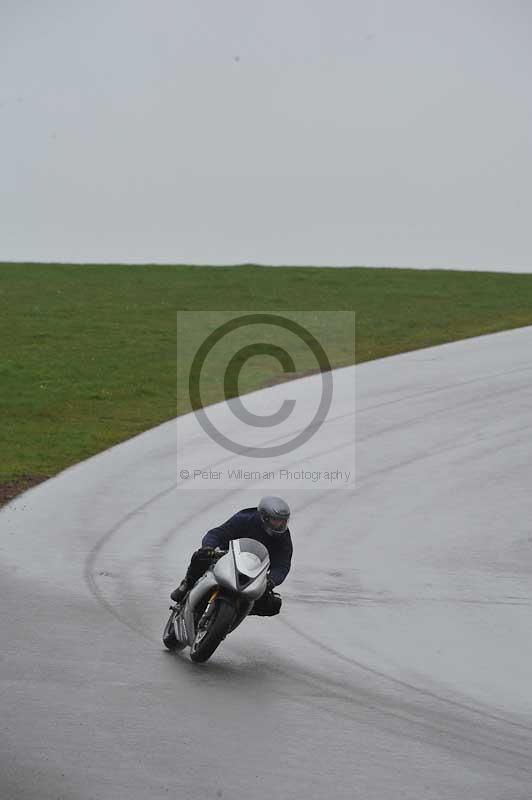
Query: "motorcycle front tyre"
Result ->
[[190, 598, 236, 663]]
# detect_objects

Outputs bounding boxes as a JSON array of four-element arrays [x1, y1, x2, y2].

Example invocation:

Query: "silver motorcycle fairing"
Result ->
[[213, 538, 270, 600]]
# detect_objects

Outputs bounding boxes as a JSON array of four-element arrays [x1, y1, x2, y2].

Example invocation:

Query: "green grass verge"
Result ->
[[2, 262, 532, 495]]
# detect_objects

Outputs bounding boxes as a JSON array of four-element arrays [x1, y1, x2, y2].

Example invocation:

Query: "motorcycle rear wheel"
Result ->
[[163, 610, 184, 651], [190, 599, 235, 663]]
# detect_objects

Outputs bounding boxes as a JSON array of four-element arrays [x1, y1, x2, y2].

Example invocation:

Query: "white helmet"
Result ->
[[258, 496, 290, 537]]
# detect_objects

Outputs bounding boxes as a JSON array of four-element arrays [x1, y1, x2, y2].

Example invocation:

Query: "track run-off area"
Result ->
[[2, 326, 532, 799]]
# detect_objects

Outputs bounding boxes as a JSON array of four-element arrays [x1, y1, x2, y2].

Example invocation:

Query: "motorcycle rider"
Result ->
[[170, 496, 293, 617]]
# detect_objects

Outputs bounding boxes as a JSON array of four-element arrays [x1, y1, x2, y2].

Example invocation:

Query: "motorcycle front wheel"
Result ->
[[190, 598, 236, 663]]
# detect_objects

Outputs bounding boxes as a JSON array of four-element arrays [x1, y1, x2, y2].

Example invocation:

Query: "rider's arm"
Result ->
[[201, 511, 248, 549], [268, 534, 293, 587]]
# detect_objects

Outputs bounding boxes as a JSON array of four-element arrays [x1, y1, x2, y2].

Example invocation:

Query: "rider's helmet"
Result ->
[[258, 496, 290, 537]]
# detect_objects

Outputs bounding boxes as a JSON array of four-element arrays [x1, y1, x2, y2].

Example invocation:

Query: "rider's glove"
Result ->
[[194, 546, 216, 565]]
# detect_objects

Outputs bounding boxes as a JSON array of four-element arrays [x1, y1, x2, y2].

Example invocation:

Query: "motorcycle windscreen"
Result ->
[[231, 537, 270, 595], [233, 537, 269, 565], [213, 538, 270, 593]]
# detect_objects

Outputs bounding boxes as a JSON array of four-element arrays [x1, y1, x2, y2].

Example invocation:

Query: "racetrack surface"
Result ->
[[2, 327, 532, 799]]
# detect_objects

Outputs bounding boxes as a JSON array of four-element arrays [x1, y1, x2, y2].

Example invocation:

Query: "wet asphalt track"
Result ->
[[2, 326, 532, 799]]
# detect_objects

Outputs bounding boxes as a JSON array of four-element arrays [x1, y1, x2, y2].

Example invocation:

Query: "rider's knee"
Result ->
[[187, 546, 214, 581], [252, 592, 282, 616]]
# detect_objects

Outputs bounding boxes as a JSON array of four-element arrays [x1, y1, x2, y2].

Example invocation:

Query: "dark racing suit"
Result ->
[[183, 507, 293, 616]]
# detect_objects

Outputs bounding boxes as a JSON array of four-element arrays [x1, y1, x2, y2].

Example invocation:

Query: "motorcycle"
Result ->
[[163, 537, 270, 662]]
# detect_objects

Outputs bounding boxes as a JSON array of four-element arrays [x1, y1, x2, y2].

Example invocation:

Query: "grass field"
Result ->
[[2, 262, 532, 504]]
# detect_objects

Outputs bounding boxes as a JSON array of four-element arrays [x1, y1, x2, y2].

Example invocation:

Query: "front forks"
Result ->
[[196, 588, 220, 631]]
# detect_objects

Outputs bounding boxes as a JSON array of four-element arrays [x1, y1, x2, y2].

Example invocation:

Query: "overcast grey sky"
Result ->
[[2, 0, 531, 268]]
